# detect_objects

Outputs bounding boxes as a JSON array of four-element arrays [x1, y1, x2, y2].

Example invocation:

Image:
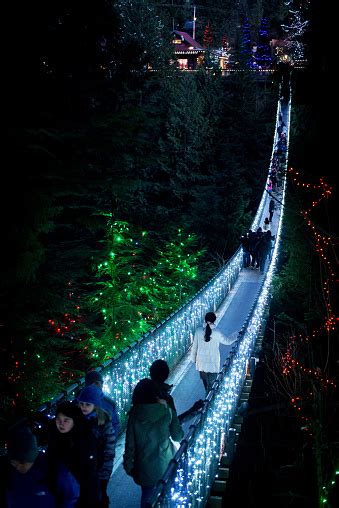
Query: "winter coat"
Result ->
[[190, 325, 237, 373], [3, 452, 79, 508], [102, 394, 120, 437], [47, 421, 101, 507], [86, 411, 116, 481], [123, 402, 184, 487]]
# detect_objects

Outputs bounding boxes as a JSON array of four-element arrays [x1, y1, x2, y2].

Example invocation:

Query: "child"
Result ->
[[47, 401, 101, 508], [77, 385, 115, 508], [84, 370, 120, 438], [3, 426, 79, 508]]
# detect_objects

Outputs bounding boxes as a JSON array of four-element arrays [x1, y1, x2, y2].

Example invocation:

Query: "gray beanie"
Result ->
[[8, 429, 39, 463]]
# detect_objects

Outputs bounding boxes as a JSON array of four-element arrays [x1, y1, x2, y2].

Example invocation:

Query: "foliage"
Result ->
[[86, 220, 205, 362]]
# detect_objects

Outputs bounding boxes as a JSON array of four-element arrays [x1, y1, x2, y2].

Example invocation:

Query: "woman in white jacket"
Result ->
[[190, 312, 238, 393]]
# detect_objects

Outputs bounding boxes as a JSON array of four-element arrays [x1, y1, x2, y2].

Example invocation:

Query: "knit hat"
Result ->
[[77, 385, 103, 408], [85, 370, 103, 386], [7, 428, 39, 463], [56, 401, 84, 425]]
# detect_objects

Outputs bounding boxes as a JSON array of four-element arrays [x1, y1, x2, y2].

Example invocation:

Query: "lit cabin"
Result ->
[[172, 30, 205, 70]]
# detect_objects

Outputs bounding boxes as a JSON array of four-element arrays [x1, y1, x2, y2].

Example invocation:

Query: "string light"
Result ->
[[288, 167, 337, 330], [281, 1, 310, 64], [320, 469, 339, 506], [271, 166, 338, 438]]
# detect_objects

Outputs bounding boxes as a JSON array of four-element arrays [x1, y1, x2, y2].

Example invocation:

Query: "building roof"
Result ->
[[172, 30, 204, 51]]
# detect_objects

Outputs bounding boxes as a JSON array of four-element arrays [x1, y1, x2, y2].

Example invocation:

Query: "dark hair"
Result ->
[[56, 401, 84, 427], [132, 379, 160, 405], [85, 370, 103, 386], [7, 428, 39, 463], [204, 312, 216, 342], [150, 359, 170, 383]]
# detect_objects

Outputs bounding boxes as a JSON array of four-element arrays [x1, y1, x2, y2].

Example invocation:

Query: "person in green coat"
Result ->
[[123, 378, 184, 508]]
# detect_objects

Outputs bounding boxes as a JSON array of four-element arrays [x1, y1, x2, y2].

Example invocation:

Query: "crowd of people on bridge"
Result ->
[[1, 314, 239, 508], [1, 370, 119, 508], [240, 226, 275, 272]]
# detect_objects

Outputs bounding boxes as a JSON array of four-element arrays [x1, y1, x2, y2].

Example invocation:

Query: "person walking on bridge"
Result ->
[[123, 378, 184, 508], [269, 198, 276, 222], [190, 312, 238, 394]]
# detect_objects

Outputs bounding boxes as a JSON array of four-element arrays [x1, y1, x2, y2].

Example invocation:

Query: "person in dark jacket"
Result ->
[[240, 233, 251, 268], [85, 370, 120, 438], [269, 198, 276, 222], [77, 385, 115, 508], [47, 401, 101, 508], [150, 359, 204, 424], [123, 378, 184, 508], [2, 426, 79, 508]]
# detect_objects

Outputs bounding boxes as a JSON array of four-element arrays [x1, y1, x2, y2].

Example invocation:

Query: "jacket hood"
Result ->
[[131, 403, 169, 424]]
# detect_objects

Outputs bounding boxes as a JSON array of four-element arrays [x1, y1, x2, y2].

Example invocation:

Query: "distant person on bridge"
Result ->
[[123, 378, 184, 508], [269, 198, 276, 222], [190, 312, 238, 393]]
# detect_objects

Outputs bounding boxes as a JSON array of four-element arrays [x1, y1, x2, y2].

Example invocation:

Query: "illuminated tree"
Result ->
[[255, 17, 272, 68], [241, 16, 255, 68], [88, 219, 154, 359], [281, 1, 310, 63], [87, 220, 205, 360], [267, 169, 338, 507], [203, 22, 214, 48], [151, 228, 205, 316]]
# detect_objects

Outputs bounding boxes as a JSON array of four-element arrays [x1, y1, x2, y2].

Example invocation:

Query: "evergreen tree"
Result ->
[[255, 17, 272, 68], [203, 22, 214, 48], [151, 228, 205, 316], [87, 219, 155, 359], [241, 16, 254, 68], [118, 0, 173, 74]]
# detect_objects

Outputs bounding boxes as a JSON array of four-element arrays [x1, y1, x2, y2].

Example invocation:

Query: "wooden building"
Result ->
[[172, 30, 205, 70]]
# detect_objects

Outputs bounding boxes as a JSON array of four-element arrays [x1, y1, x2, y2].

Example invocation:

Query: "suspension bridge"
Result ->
[[34, 94, 290, 507]]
